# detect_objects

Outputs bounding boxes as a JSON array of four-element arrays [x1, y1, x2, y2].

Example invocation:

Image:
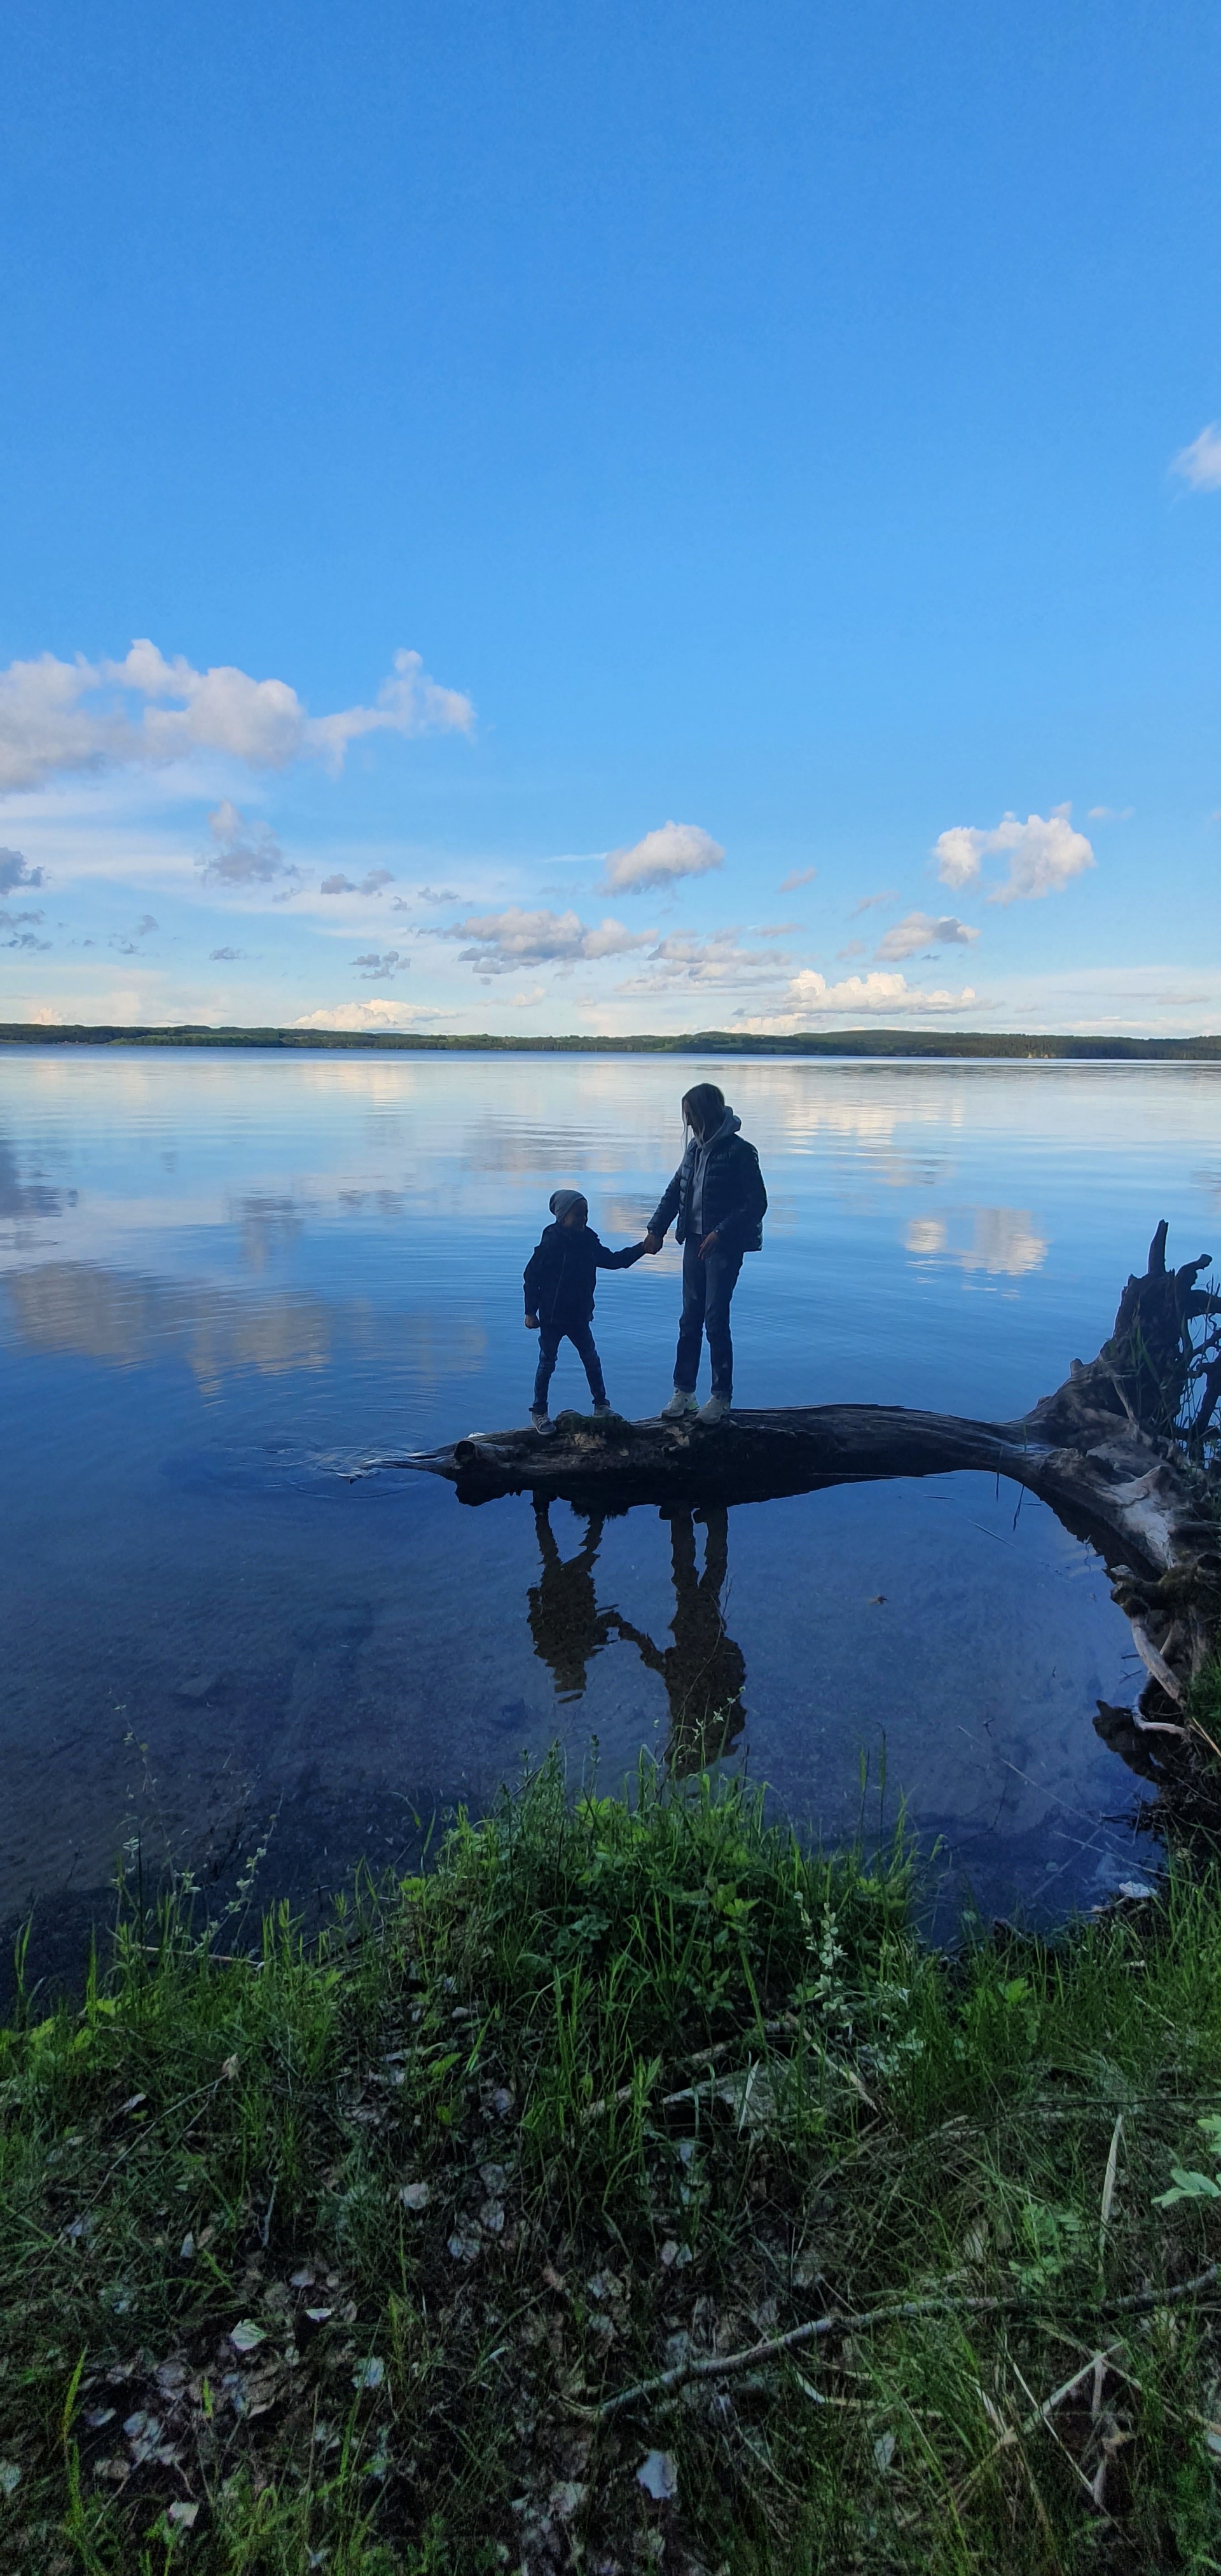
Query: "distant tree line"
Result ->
[[1, 1023, 1220, 1059]]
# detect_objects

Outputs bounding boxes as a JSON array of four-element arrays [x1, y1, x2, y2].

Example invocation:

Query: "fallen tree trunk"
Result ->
[[376, 1223, 1221, 1730]]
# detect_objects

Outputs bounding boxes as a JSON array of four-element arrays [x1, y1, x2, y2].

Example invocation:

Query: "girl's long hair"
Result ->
[[681, 1082, 726, 1141]]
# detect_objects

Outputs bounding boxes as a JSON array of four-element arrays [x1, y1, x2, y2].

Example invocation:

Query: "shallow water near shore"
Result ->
[[3, 1044, 1220, 1956]]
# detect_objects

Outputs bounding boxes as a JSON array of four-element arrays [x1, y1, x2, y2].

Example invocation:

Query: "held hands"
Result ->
[[642, 1233, 662, 1256], [525, 1313, 540, 1330]]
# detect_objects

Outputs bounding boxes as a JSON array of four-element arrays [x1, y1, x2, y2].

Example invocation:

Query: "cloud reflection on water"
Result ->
[[1, 1260, 485, 1391], [904, 1207, 1049, 1277], [0, 1134, 76, 1221]]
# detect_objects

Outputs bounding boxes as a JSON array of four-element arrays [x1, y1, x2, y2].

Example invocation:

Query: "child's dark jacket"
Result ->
[[524, 1223, 644, 1328]]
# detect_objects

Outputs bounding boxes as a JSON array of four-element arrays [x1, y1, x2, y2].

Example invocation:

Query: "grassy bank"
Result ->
[[4, 1759, 1221, 2576]]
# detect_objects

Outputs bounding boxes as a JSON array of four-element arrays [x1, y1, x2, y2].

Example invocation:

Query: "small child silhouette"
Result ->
[[523, 1188, 647, 1432]]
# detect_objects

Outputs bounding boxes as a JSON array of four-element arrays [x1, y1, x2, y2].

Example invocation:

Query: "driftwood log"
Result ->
[[382, 1224, 1220, 1754]]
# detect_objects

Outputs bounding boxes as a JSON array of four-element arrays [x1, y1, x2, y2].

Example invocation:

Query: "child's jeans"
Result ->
[[532, 1318, 608, 1413]]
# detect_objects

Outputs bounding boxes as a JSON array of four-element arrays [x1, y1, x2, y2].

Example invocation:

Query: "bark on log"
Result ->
[[374, 1224, 1220, 1736]]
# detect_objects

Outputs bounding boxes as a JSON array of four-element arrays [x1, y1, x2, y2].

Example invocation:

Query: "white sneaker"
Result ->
[[698, 1393, 731, 1423], [530, 1410, 556, 1437], [661, 1389, 698, 1420]]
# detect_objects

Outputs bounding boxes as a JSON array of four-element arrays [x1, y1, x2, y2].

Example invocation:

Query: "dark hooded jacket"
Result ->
[[647, 1107, 767, 1254], [524, 1221, 645, 1328]]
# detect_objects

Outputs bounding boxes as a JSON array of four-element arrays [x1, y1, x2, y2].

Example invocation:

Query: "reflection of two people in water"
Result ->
[[527, 1500, 746, 1776]]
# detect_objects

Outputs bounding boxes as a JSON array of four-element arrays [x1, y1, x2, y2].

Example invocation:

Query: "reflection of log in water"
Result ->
[[527, 1504, 612, 1701], [611, 1506, 746, 1778], [394, 1226, 1221, 1758]]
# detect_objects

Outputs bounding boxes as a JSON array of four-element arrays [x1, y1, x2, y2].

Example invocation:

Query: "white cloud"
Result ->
[[849, 889, 899, 918], [1087, 805, 1134, 821], [320, 868, 395, 896], [199, 800, 298, 888], [0, 641, 474, 795], [0, 846, 45, 895], [511, 985, 548, 1008], [934, 805, 1094, 903], [738, 969, 978, 1030], [875, 911, 979, 963], [599, 821, 724, 894], [293, 1000, 445, 1031], [779, 865, 818, 892], [1171, 423, 1221, 492], [441, 906, 651, 976], [2, 908, 50, 950], [209, 945, 245, 961], [352, 949, 408, 980], [617, 929, 792, 992]]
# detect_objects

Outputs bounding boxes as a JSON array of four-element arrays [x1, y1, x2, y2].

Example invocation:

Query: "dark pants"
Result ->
[[674, 1238, 743, 1398], [533, 1316, 608, 1413]]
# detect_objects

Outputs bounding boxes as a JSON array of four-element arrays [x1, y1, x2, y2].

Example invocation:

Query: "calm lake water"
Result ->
[[4, 1046, 1220, 1956]]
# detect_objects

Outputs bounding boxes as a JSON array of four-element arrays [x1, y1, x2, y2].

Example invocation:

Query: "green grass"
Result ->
[[3, 1755, 1221, 2573]]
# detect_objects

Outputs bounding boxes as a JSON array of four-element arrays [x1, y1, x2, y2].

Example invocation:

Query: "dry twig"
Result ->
[[585, 2264, 1220, 2421]]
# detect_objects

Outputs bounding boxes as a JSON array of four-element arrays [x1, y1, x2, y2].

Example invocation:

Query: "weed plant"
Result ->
[[3, 1754, 1221, 2573]]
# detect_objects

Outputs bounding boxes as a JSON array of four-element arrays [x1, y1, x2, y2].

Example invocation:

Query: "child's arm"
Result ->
[[593, 1236, 649, 1270], [523, 1238, 546, 1324]]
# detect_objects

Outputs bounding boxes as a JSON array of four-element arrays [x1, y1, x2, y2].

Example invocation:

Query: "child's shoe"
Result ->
[[530, 1409, 556, 1437], [698, 1393, 731, 1423], [593, 1402, 614, 1418], [661, 1388, 698, 1420]]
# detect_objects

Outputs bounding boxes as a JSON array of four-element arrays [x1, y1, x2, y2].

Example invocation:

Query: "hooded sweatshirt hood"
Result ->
[[549, 1189, 588, 1226]]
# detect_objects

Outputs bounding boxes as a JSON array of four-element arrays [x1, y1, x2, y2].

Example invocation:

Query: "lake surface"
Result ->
[[4, 1046, 1220, 1960]]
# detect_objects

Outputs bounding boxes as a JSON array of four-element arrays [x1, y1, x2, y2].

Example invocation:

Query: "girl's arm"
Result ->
[[646, 1166, 683, 1242]]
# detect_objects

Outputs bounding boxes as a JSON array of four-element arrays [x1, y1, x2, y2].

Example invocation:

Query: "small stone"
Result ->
[[352, 2357, 384, 2390], [167, 2502, 199, 2529], [479, 2198, 505, 2233], [637, 2448, 679, 2501], [399, 2181, 430, 2211], [229, 2318, 266, 2353], [549, 2479, 586, 2520]]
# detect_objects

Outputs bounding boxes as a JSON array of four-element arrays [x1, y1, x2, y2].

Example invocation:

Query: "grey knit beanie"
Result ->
[[549, 1189, 588, 1223]]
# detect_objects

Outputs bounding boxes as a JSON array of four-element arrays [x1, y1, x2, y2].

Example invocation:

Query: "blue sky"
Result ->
[[1, 0, 1218, 1036]]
